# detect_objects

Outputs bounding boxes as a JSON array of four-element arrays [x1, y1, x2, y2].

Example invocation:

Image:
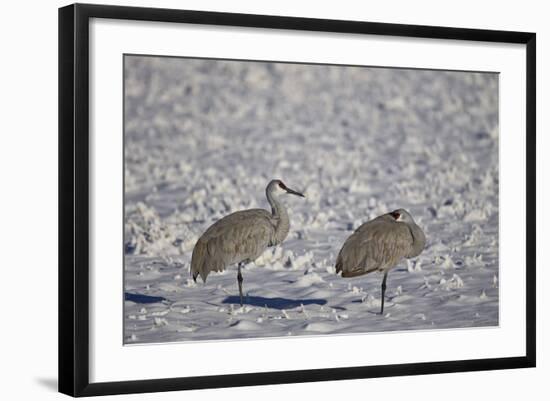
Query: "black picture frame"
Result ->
[[59, 3, 536, 397]]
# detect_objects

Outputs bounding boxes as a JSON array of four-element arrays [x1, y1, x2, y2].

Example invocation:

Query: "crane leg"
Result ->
[[380, 271, 388, 315], [237, 263, 244, 307]]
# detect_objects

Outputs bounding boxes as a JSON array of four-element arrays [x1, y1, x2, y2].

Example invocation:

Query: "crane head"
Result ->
[[268, 179, 305, 197], [389, 208, 414, 223]]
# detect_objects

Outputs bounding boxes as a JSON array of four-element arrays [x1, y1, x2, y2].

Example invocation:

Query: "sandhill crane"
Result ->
[[191, 179, 305, 306], [335, 208, 426, 314]]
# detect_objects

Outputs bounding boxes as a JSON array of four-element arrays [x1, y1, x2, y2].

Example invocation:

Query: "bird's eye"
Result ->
[[278, 182, 287, 190], [391, 212, 400, 220]]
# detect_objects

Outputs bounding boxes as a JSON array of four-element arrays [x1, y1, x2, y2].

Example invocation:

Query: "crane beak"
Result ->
[[285, 187, 305, 197]]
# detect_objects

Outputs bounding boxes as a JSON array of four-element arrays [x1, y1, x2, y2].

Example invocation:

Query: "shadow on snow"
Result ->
[[125, 292, 168, 304], [222, 295, 327, 310]]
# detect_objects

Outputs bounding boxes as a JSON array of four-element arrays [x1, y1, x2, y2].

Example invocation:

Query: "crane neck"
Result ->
[[266, 189, 290, 245], [407, 223, 426, 258]]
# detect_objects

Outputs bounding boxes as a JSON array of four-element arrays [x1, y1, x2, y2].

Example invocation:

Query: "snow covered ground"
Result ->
[[123, 55, 499, 344]]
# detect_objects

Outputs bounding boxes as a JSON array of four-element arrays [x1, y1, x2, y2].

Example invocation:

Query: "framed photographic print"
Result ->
[[58, 3, 536, 397]]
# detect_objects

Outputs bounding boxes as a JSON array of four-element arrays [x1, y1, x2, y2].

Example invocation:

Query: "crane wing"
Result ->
[[336, 217, 414, 277], [191, 209, 275, 282]]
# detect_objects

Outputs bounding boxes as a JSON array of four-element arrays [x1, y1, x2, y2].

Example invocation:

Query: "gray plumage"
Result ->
[[190, 179, 304, 305], [335, 208, 426, 314]]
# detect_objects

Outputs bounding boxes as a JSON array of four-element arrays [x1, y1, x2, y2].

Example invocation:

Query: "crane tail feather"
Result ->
[[335, 258, 343, 275], [190, 239, 209, 283]]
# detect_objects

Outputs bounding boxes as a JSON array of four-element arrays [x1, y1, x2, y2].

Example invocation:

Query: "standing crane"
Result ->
[[335, 208, 426, 314], [191, 179, 305, 306]]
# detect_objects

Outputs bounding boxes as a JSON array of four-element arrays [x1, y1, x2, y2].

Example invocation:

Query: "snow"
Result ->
[[123, 55, 499, 344]]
